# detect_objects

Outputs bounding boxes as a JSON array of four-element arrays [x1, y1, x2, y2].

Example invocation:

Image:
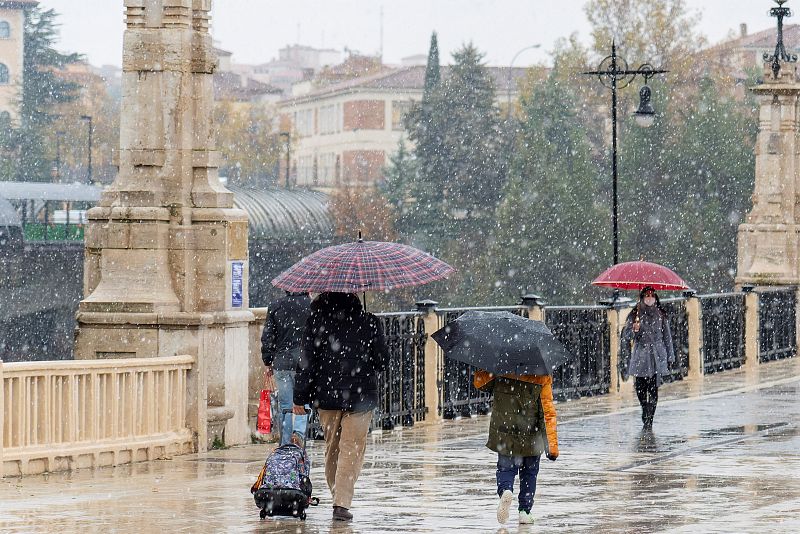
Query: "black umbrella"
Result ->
[[431, 311, 572, 376]]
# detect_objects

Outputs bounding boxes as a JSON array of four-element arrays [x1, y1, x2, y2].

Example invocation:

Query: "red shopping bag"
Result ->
[[257, 389, 271, 434]]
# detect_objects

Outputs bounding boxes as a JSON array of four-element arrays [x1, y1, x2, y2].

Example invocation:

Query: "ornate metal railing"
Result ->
[[661, 298, 690, 381], [374, 312, 427, 429], [699, 293, 746, 373], [437, 306, 528, 419], [544, 306, 611, 400], [758, 288, 797, 363]]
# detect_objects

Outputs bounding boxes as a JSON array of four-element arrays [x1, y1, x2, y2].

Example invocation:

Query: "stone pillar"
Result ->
[[0, 359, 4, 477], [74, 0, 253, 447], [743, 285, 761, 369], [686, 293, 704, 380], [737, 62, 800, 286], [416, 300, 441, 423], [520, 293, 545, 321]]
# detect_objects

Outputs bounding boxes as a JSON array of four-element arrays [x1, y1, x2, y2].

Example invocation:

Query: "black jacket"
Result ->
[[261, 293, 312, 371], [293, 293, 389, 412]]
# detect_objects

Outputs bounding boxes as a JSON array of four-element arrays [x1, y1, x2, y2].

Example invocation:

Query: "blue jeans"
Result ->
[[496, 454, 541, 513], [274, 370, 309, 446]]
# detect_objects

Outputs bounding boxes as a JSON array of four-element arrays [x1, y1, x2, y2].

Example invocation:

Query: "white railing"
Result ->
[[1, 355, 195, 477]]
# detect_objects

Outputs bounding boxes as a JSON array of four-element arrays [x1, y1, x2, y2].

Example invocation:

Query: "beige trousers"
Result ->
[[317, 409, 373, 509]]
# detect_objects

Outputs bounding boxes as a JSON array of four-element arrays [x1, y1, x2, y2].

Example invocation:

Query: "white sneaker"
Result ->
[[497, 490, 513, 524], [519, 510, 534, 524]]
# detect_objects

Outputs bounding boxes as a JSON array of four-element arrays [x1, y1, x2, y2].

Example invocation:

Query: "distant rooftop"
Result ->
[[282, 65, 532, 103]]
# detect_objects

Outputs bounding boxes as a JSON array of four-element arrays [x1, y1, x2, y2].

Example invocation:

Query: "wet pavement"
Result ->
[[1, 358, 799, 533]]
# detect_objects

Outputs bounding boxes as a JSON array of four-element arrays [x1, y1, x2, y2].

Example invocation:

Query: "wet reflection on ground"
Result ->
[[1, 358, 798, 533]]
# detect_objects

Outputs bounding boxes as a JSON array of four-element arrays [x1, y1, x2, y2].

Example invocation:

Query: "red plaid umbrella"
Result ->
[[272, 240, 455, 292], [592, 260, 689, 291]]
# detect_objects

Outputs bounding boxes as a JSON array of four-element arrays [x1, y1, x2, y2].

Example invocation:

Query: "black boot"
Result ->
[[643, 403, 655, 430]]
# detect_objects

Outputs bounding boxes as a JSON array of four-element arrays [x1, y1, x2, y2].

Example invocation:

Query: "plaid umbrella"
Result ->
[[272, 240, 455, 292]]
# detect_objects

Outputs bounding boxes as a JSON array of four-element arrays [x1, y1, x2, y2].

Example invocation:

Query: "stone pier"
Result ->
[[74, 0, 252, 449]]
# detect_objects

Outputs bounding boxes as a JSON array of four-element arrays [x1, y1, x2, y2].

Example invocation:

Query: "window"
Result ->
[[318, 105, 338, 135], [0, 63, 8, 85], [318, 153, 336, 184], [293, 109, 314, 137], [392, 100, 412, 130], [0, 21, 9, 39]]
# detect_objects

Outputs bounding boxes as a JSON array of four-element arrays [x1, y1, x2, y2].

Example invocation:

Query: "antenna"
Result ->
[[379, 5, 384, 60]]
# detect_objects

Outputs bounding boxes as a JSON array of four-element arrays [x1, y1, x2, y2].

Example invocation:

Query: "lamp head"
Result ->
[[633, 85, 656, 128]]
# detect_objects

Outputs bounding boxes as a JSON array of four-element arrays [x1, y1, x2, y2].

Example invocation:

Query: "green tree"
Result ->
[[485, 68, 607, 304], [402, 43, 506, 304], [424, 32, 440, 94], [380, 139, 417, 235], [619, 75, 756, 291], [4, 7, 81, 182]]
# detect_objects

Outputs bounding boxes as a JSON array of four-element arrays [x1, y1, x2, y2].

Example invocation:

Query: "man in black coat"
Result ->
[[293, 292, 389, 521], [261, 291, 311, 445]]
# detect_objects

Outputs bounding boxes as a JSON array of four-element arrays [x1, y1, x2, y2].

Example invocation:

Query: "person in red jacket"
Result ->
[[474, 370, 559, 525]]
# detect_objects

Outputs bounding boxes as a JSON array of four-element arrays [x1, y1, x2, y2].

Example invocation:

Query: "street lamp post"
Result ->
[[583, 42, 667, 265], [764, 0, 798, 79], [507, 44, 541, 118], [80, 115, 93, 184], [279, 131, 291, 188], [52, 130, 64, 182]]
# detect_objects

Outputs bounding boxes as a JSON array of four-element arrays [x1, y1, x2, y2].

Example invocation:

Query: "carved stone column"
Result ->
[[75, 0, 252, 447], [737, 63, 800, 286]]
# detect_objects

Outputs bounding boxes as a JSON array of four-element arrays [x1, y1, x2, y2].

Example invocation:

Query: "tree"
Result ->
[[328, 185, 398, 242], [1, 7, 81, 182], [380, 139, 418, 236], [424, 32, 440, 95], [485, 68, 607, 304], [213, 100, 282, 188], [619, 75, 756, 291]]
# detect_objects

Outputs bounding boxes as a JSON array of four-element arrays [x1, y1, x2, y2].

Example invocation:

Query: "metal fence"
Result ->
[[373, 312, 427, 429], [700, 293, 746, 373], [437, 306, 528, 419], [661, 298, 690, 381], [758, 288, 797, 363], [544, 306, 611, 400]]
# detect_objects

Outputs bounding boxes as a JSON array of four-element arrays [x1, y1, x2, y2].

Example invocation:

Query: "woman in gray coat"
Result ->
[[620, 286, 675, 430]]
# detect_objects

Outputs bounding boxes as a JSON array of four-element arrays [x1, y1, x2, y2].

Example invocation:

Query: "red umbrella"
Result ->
[[272, 239, 455, 293], [592, 261, 689, 291]]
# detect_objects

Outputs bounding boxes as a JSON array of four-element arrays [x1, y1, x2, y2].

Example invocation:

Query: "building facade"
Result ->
[[278, 65, 528, 189], [0, 1, 35, 122]]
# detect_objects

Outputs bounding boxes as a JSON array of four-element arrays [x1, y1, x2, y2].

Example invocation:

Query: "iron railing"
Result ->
[[661, 298, 690, 381], [374, 312, 427, 429], [758, 288, 797, 363], [700, 293, 746, 373], [544, 306, 611, 400], [437, 306, 528, 418]]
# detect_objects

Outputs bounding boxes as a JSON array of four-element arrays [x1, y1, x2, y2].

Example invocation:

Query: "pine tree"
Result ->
[[486, 70, 607, 303], [423, 32, 440, 95], [380, 140, 417, 235], [1, 7, 80, 182]]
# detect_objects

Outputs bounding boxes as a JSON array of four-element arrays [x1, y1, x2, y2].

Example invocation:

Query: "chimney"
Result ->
[[740, 23, 748, 38]]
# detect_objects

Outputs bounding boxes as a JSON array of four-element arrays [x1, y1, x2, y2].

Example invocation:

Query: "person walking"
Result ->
[[293, 292, 389, 522], [619, 285, 675, 430], [474, 369, 559, 525], [261, 290, 312, 445]]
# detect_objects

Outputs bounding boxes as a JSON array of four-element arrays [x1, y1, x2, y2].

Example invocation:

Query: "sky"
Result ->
[[42, 1, 777, 68]]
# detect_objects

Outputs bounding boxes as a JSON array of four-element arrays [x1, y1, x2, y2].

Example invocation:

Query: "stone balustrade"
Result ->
[[1, 355, 196, 477]]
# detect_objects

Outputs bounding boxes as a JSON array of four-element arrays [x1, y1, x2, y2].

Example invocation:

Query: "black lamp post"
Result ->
[[583, 43, 667, 265], [80, 115, 93, 184], [765, 0, 798, 79], [279, 131, 291, 188]]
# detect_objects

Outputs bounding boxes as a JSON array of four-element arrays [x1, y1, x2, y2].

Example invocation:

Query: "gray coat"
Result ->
[[619, 304, 675, 382]]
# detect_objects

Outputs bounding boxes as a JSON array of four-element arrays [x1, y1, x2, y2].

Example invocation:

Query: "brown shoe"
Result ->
[[332, 506, 353, 521]]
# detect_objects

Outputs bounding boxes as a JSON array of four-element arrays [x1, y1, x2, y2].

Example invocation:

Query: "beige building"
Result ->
[[0, 0, 35, 122], [278, 65, 528, 189]]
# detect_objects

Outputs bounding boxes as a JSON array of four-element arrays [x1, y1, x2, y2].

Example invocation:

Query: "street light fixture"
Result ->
[[582, 42, 667, 265], [507, 44, 541, 118], [279, 131, 291, 188], [764, 0, 798, 79], [80, 115, 93, 184]]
